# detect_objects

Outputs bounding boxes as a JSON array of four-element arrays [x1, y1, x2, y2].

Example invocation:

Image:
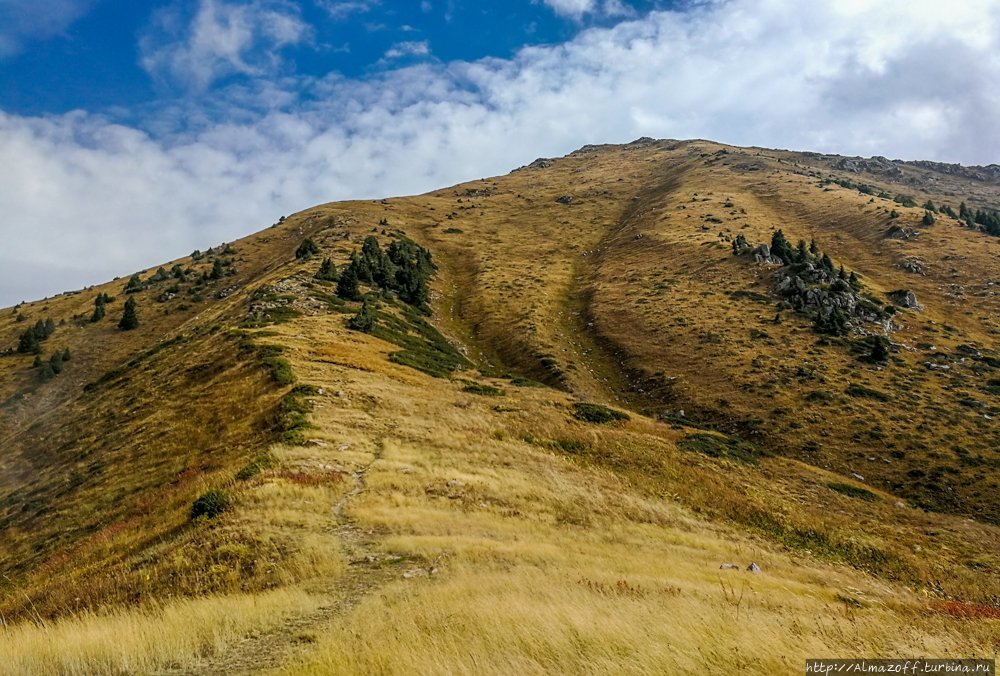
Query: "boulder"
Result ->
[[887, 289, 920, 309]]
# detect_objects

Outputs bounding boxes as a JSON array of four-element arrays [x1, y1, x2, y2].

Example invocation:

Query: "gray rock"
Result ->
[[887, 289, 920, 309], [720, 563, 740, 570], [555, 195, 574, 204], [747, 562, 762, 574]]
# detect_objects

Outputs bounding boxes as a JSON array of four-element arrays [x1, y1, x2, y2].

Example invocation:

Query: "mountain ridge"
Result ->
[[2, 138, 999, 673]]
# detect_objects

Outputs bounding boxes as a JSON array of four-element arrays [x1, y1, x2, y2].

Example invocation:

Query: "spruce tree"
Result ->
[[347, 299, 377, 332], [91, 303, 106, 323], [770, 230, 793, 263], [848, 271, 861, 291], [336, 262, 362, 301], [922, 211, 936, 226], [314, 258, 339, 282], [210, 258, 224, 280], [809, 238, 819, 256], [124, 274, 144, 293], [118, 297, 139, 330], [295, 238, 320, 259], [820, 253, 834, 273]]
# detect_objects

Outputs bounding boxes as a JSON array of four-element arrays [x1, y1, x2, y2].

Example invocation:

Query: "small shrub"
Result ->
[[191, 489, 230, 519], [572, 402, 630, 424], [845, 384, 890, 401], [462, 382, 505, 396], [236, 453, 276, 481], [295, 238, 320, 259], [828, 482, 878, 502], [678, 433, 762, 464]]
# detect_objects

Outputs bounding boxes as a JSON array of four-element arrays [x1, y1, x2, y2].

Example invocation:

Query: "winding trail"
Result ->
[[160, 440, 395, 675]]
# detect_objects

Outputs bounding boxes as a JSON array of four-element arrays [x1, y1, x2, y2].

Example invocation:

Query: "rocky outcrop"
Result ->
[[834, 156, 903, 177], [906, 160, 1000, 184], [887, 289, 921, 310]]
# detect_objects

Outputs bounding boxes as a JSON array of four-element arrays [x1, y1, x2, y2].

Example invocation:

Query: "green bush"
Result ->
[[236, 453, 276, 481], [462, 382, 505, 396], [572, 402, 630, 424], [678, 433, 762, 464], [828, 482, 878, 502], [191, 489, 230, 519]]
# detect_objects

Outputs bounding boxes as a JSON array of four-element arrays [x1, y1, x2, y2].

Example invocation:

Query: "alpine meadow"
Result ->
[[1, 139, 1000, 673]]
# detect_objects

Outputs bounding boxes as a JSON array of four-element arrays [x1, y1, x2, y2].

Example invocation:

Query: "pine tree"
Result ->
[[922, 200, 937, 213], [314, 258, 339, 282], [49, 351, 64, 375], [796, 239, 808, 263], [838, 264, 848, 281], [809, 239, 819, 256], [922, 211, 936, 226], [295, 238, 320, 259], [770, 230, 793, 263], [820, 253, 834, 273], [868, 336, 890, 363], [336, 262, 362, 301], [848, 271, 861, 291], [91, 303, 106, 322], [18, 328, 40, 354], [209, 258, 224, 280], [118, 297, 139, 330], [44, 318, 55, 337], [62, 347, 71, 361], [124, 274, 144, 294], [347, 299, 377, 332]]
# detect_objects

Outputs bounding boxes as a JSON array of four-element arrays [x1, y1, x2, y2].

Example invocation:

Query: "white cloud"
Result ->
[[140, 0, 311, 91], [383, 41, 431, 60], [0, 0, 94, 57], [3, 0, 1000, 305], [316, 0, 379, 20], [540, 0, 597, 19]]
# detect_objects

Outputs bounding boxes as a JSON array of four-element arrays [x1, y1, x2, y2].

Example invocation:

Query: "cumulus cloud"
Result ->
[[2, 0, 1000, 305], [140, 0, 311, 91], [0, 0, 94, 57], [316, 0, 380, 20], [383, 41, 431, 60], [540, 0, 597, 19]]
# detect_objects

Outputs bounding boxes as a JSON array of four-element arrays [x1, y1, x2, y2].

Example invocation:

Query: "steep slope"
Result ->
[[1, 140, 999, 673]]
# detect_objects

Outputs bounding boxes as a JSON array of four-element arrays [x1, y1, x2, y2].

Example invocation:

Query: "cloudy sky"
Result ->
[[1, 0, 999, 306]]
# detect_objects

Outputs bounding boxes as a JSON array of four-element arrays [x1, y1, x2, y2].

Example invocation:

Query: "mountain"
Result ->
[[2, 139, 999, 673]]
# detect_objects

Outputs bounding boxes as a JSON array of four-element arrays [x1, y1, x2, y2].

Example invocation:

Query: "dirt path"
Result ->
[[159, 441, 397, 675]]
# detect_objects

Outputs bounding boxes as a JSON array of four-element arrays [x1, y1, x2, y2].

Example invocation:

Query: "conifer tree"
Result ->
[[848, 271, 861, 291], [124, 274, 144, 294], [210, 258, 224, 280], [336, 261, 362, 301], [922, 211, 936, 226], [770, 230, 793, 263], [820, 253, 834, 273], [347, 299, 377, 332], [91, 303, 106, 322], [295, 238, 320, 259], [118, 297, 139, 330], [314, 258, 339, 281], [809, 238, 819, 256]]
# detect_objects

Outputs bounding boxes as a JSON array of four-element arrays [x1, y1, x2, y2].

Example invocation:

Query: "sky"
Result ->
[[1, 0, 999, 306]]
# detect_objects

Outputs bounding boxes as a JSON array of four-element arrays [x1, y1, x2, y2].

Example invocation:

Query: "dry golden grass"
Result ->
[[0, 588, 323, 675]]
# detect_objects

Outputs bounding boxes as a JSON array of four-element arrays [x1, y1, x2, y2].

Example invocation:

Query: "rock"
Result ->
[[851, 473, 865, 482], [901, 259, 925, 275], [747, 562, 762, 574], [923, 362, 950, 371], [887, 289, 920, 309], [720, 563, 740, 570], [528, 158, 553, 169], [307, 439, 328, 447], [446, 479, 465, 488], [751, 244, 783, 265], [555, 195, 574, 204], [337, 443, 350, 451]]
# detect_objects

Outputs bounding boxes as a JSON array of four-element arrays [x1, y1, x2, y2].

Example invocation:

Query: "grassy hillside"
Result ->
[[1, 140, 998, 673]]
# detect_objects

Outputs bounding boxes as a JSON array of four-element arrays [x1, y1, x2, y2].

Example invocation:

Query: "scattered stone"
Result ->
[[747, 562, 762, 574], [307, 439, 328, 447], [446, 479, 465, 488], [887, 289, 920, 309], [555, 195, 574, 205], [337, 443, 350, 452], [923, 362, 950, 371], [851, 473, 865, 482], [720, 563, 740, 570]]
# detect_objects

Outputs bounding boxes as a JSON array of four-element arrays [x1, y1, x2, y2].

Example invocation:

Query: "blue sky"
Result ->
[[1, 0, 999, 305]]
